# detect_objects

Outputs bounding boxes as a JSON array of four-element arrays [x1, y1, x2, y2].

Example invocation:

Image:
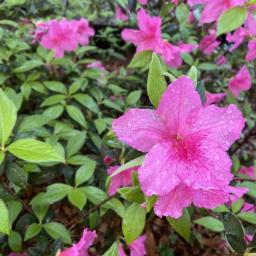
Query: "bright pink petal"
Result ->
[[112, 109, 167, 152], [205, 92, 226, 105], [128, 235, 146, 256], [246, 40, 256, 62], [118, 245, 127, 256], [239, 166, 255, 178]]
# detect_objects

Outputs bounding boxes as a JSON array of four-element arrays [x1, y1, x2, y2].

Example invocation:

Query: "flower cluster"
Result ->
[[33, 18, 95, 58], [113, 76, 247, 218], [121, 9, 196, 68]]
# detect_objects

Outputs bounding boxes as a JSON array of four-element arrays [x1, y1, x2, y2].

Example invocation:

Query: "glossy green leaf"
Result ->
[[68, 188, 87, 210], [194, 216, 224, 232], [24, 223, 42, 241], [66, 105, 87, 128], [128, 51, 152, 69], [0, 199, 10, 235], [75, 160, 96, 186]]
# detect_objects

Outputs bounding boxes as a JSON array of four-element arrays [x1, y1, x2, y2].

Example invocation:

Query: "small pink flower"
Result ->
[[246, 39, 256, 62], [199, 30, 220, 55], [115, 6, 128, 21], [113, 76, 245, 218], [129, 235, 146, 256], [103, 155, 113, 165], [58, 228, 96, 256], [215, 55, 227, 65], [107, 166, 139, 196], [121, 9, 162, 53], [200, 0, 246, 24], [205, 92, 226, 105], [228, 65, 251, 97], [239, 166, 255, 178], [138, 0, 148, 4], [87, 61, 106, 71], [226, 28, 248, 52]]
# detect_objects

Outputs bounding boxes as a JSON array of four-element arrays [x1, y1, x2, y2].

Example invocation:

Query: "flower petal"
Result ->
[[112, 109, 167, 152]]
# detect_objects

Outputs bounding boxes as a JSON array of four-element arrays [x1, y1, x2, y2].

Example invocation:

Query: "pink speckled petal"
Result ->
[[154, 184, 193, 218], [138, 142, 180, 196], [76, 229, 97, 252], [188, 104, 245, 151], [112, 109, 167, 152], [157, 76, 201, 133]]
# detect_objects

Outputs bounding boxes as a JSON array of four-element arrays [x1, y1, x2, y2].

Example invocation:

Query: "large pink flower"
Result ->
[[107, 166, 138, 196], [199, 30, 220, 55], [58, 229, 96, 256], [199, 0, 246, 24], [228, 65, 251, 97], [121, 9, 162, 52], [113, 76, 245, 218]]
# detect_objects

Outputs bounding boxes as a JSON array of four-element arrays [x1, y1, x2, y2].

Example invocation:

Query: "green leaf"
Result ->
[[66, 131, 86, 158], [187, 66, 197, 85], [147, 54, 167, 107], [231, 198, 243, 214], [103, 242, 118, 256], [68, 188, 87, 210], [237, 212, 256, 224], [0, 199, 10, 235], [167, 209, 191, 242], [196, 81, 206, 105], [128, 51, 153, 69], [8, 139, 65, 163], [8, 231, 22, 252], [194, 216, 224, 232], [118, 186, 145, 204], [75, 160, 96, 186], [44, 183, 72, 204], [122, 203, 146, 244], [73, 94, 99, 113], [32, 204, 49, 223], [41, 94, 66, 107], [24, 223, 42, 241], [66, 105, 87, 128], [175, 3, 190, 25], [19, 114, 51, 132], [126, 90, 142, 106], [94, 119, 107, 134], [238, 181, 256, 197], [44, 81, 67, 94], [14, 60, 43, 73], [111, 155, 145, 177], [7, 201, 22, 226], [217, 7, 248, 36], [44, 222, 71, 244], [0, 89, 17, 145]]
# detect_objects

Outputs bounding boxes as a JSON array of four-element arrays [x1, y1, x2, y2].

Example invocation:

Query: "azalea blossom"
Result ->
[[205, 92, 226, 105], [115, 6, 128, 21], [113, 76, 245, 218], [246, 40, 256, 61], [228, 65, 251, 97], [215, 55, 227, 65], [199, 30, 220, 55], [121, 9, 162, 53], [57, 228, 96, 256], [138, 0, 148, 5], [87, 61, 106, 71], [239, 166, 255, 178], [107, 166, 139, 196], [118, 236, 146, 256], [227, 28, 248, 52]]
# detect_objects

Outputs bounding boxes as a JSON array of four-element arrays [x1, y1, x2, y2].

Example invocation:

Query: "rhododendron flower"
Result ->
[[121, 9, 162, 52], [113, 76, 245, 218], [205, 92, 226, 105], [227, 28, 247, 52], [107, 166, 139, 196], [199, 30, 220, 55], [215, 55, 227, 65], [33, 22, 48, 43], [138, 0, 148, 5], [115, 6, 128, 21], [239, 166, 255, 178], [118, 236, 146, 256], [244, 13, 256, 36], [246, 40, 256, 61], [57, 228, 96, 256], [73, 18, 95, 45], [199, 0, 246, 24], [228, 65, 251, 97]]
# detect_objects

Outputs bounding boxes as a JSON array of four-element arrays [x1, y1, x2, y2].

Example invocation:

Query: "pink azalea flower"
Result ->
[[112, 76, 245, 218], [244, 13, 256, 36], [246, 39, 256, 61], [188, 11, 196, 24], [87, 61, 106, 71], [205, 92, 226, 105], [188, 0, 208, 6], [215, 55, 227, 65], [161, 41, 183, 68], [32, 21, 48, 43], [200, 0, 246, 24], [103, 155, 113, 165], [73, 18, 95, 45], [121, 9, 162, 52], [115, 6, 128, 21], [199, 30, 220, 55], [129, 236, 146, 256], [228, 65, 251, 97], [138, 0, 148, 4], [172, 0, 179, 5], [58, 229, 96, 256], [118, 245, 127, 256], [242, 202, 255, 212], [226, 28, 248, 52], [239, 166, 255, 178], [107, 166, 139, 196]]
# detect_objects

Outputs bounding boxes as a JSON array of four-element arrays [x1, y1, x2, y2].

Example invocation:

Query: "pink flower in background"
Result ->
[[115, 6, 128, 21], [205, 92, 226, 105], [244, 13, 256, 36], [138, 0, 148, 4], [103, 155, 113, 165], [118, 245, 127, 256], [32, 21, 48, 43], [129, 236, 146, 256], [177, 42, 197, 53], [8, 253, 27, 256], [73, 18, 95, 45], [172, 0, 179, 5], [107, 165, 139, 196], [215, 55, 227, 65], [121, 9, 162, 52], [87, 61, 106, 71], [228, 65, 251, 97], [58, 229, 96, 256], [199, 30, 220, 55], [161, 41, 183, 68], [246, 40, 256, 61], [227, 28, 247, 52], [188, 11, 196, 23], [200, 0, 246, 24], [242, 202, 255, 212], [239, 166, 255, 178], [113, 76, 245, 218], [188, 0, 208, 6]]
